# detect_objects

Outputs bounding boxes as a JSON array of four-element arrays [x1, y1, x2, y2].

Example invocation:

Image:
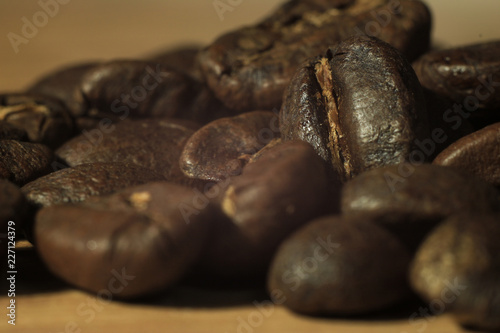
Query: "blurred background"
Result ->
[[1, 0, 500, 92]]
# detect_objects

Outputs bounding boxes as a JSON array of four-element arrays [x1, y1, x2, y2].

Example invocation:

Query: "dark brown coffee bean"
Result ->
[[27, 62, 99, 117], [267, 214, 411, 315], [0, 93, 75, 149], [35, 182, 212, 298], [341, 164, 500, 249], [80, 60, 232, 123], [150, 45, 203, 80], [180, 111, 280, 181], [56, 119, 199, 180], [0, 179, 27, 228], [0, 140, 53, 186], [0, 121, 27, 141], [410, 213, 500, 332], [433, 122, 500, 187], [413, 40, 500, 110], [280, 35, 429, 181], [21, 162, 165, 207], [199, 0, 431, 111], [195, 140, 335, 281]]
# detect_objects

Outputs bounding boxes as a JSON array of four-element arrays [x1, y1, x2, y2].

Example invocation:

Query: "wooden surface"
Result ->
[[1, 1, 500, 332]]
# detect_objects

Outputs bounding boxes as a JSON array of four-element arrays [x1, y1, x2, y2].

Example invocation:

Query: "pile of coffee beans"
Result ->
[[1, 0, 499, 331]]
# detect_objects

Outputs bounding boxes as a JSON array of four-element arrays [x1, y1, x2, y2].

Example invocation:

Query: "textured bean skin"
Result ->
[[410, 214, 500, 332], [267, 215, 411, 315], [280, 36, 428, 181], [413, 40, 500, 110], [433, 122, 500, 187], [35, 182, 213, 298], [199, 0, 431, 112]]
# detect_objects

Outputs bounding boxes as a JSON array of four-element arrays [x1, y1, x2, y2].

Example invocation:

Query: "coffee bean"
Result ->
[[413, 40, 500, 110], [0, 93, 75, 149], [80, 60, 233, 123], [21, 162, 166, 208], [0, 140, 53, 186], [150, 45, 203, 81], [195, 140, 335, 282], [56, 119, 199, 180], [267, 214, 411, 315], [199, 0, 431, 111], [433, 122, 500, 187], [410, 213, 500, 332], [280, 36, 429, 181], [180, 111, 280, 181], [0, 121, 27, 141], [27, 62, 99, 117], [35, 182, 213, 298], [341, 164, 500, 250], [0, 179, 27, 228]]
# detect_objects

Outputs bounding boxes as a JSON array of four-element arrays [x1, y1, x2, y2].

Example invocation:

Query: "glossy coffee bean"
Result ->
[[341, 164, 500, 249], [433, 122, 500, 187], [56, 119, 200, 180], [413, 40, 500, 110], [0, 140, 53, 186], [280, 36, 428, 181], [35, 182, 213, 298], [80, 60, 232, 123], [267, 214, 411, 315], [180, 111, 279, 181], [195, 140, 335, 281], [410, 213, 500, 332], [199, 0, 430, 111], [0, 93, 75, 148], [27, 62, 99, 117], [22, 162, 165, 207]]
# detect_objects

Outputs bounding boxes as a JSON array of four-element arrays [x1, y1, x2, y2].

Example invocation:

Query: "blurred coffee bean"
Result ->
[[80, 60, 233, 123], [267, 214, 411, 315], [199, 0, 430, 111], [0, 140, 53, 186], [0, 93, 75, 148], [0, 121, 27, 141], [410, 213, 500, 332], [35, 182, 213, 298], [149, 45, 203, 80], [180, 111, 279, 181], [433, 122, 500, 187], [413, 40, 500, 110], [0, 179, 27, 228], [341, 164, 500, 250], [280, 36, 429, 181], [195, 140, 336, 282], [56, 119, 199, 180], [22, 162, 165, 207], [27, 62, 99, 117]]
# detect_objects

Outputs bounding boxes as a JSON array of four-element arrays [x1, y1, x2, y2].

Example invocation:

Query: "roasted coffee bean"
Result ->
[[80, 60, 232, 123], [195, 140, 335, 282], [0, 140, 53, 186], [0, 93, 75, 148], [433, 122, 500, 187], [410, 213, 500, 332], [413, 40, 500, 110], [150, 45, 203, 80], [56, 119, 199, 180], [341, 164, 500, 250], [0, 179, 27, 228], [268, 214, 411, 315], [27, 62, 99, 117], [280, 36, 429, 181], [199, 0, 430, 111], [0, 121, 27, 141], [35, 182, 212, 298], [22, 162, 165, 207], [180, 111, 279, 181]]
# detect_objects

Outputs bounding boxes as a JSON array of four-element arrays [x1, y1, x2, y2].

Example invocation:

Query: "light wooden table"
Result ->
[[1, 1, 499, 332]]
